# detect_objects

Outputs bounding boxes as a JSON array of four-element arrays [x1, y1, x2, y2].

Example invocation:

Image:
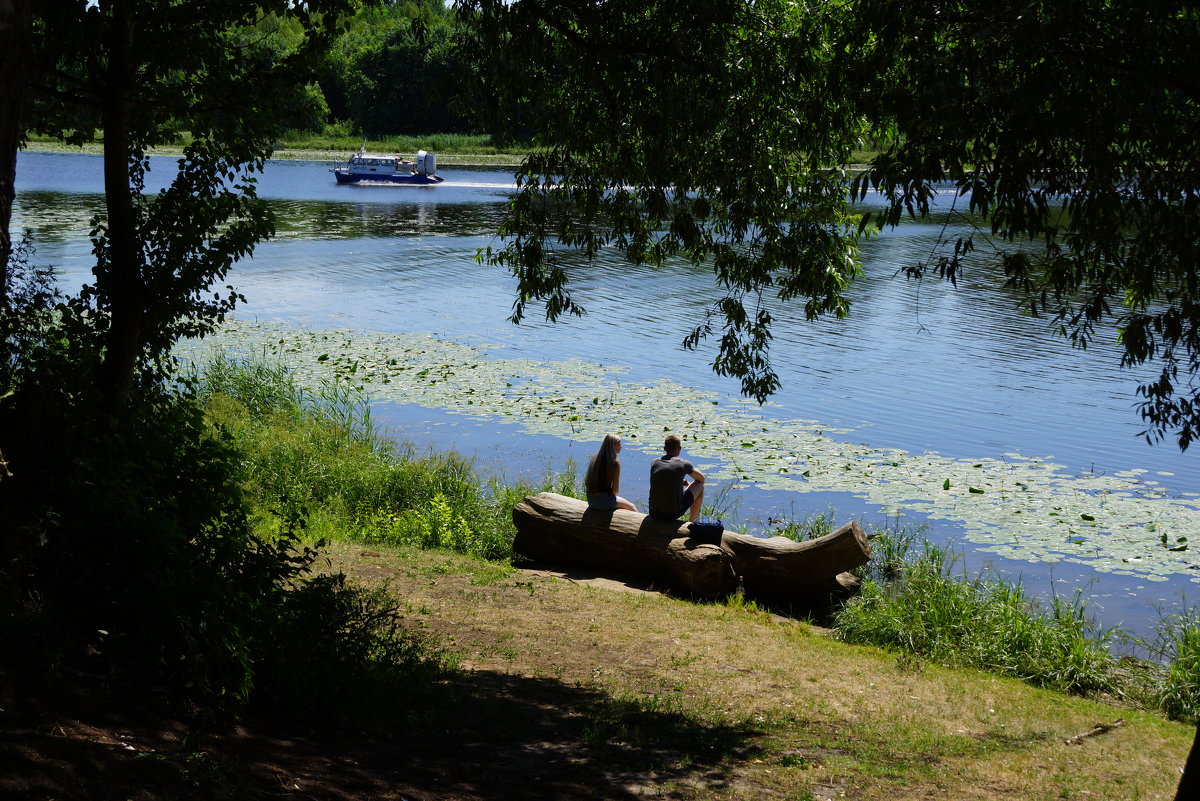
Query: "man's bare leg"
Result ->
[[688, 483, 705, 521]]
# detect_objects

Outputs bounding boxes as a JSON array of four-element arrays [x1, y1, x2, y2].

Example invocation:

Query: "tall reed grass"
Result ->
[[831, 523, 1200, 721], [1151, 608, 1200, 721], [836, 538, 1116, 694], [196, 352, 575, 561]]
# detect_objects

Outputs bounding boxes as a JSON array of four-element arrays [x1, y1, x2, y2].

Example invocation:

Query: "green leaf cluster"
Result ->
[[460, 0, 866, 402], [458, 0, 1200, 449]]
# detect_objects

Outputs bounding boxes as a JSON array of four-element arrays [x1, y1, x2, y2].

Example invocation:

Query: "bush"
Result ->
[[253, 572, 457, 721], [1, 336, 456, 718], [1, 349, 292, 704]]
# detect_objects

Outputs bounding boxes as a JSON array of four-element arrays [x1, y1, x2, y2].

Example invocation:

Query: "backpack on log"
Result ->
[[511, 492, 870, 604]]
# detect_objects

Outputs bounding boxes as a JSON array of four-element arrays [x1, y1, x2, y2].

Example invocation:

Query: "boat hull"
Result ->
[[333, 170, 444, 185]]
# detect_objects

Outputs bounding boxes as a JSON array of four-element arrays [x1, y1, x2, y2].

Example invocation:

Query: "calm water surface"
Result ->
[[14, 150, 1199, 639]]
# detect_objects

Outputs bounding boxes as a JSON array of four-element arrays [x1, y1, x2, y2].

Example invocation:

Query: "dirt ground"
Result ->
[[1, 543, 1192, 800]]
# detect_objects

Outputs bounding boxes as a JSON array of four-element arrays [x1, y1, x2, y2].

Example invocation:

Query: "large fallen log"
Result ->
[[722, 524, 870, 601], [512, 492, 872, 604], [512, 492, 738, 598]]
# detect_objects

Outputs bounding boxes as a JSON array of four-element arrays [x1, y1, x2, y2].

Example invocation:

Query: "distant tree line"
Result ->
[[315, 0, 477, 137]]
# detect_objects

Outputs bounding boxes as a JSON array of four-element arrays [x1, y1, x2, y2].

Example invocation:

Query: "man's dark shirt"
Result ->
[[648, 455, 694, 519]]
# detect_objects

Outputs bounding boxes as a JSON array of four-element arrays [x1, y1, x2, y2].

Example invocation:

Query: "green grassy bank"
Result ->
[[199, 353, 1200, 728]]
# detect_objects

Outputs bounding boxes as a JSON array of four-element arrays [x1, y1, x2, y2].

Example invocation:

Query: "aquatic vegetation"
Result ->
[[178, 319, 1200, 582]]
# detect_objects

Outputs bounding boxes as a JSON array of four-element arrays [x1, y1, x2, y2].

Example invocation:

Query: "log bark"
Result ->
[[722, 522, 870, 602], [511, 493, 872, 604], [512, 492, 737, 598]]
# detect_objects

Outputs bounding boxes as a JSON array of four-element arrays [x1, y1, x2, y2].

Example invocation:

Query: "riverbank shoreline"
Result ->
[[19, 140, 525, 168]]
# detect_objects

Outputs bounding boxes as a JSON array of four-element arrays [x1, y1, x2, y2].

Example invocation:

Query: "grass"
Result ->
[[833, 525, 1200, 724], [165, 353, 1200, 795], [24, 129, 877, 169], [22, 129, 530, 166], [323, 540, 1193, 800], [274, 129, 533, 157], [1151, 607, 1200, 721], [196, 351, 575, 561]]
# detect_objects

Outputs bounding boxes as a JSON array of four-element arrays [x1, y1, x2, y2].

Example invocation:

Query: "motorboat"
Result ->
[[331, 147, 443, 185]]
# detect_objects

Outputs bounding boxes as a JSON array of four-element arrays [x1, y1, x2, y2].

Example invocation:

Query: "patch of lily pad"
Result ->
[[178, 319, 1200, 583]]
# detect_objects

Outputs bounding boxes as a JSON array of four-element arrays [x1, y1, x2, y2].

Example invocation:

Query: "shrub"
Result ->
[[253, 572, 457, 721]]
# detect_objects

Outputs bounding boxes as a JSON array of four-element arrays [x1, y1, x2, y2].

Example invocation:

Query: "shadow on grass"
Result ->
[[246, 668, 769, 800], [0, 665, 766, 801]]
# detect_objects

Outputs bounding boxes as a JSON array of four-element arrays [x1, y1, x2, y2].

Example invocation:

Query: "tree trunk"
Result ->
[[97, 0, 141, 407], [0, 0, 32, 309], [511, 492, 871, 604], [512, 492, 738, 598], [1177, 723, 1200, 801]]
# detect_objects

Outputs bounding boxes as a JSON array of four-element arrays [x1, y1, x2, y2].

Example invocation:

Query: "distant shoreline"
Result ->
[[19, 140, 525, 169]]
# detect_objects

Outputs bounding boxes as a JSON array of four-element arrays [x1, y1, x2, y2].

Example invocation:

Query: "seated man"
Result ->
[[647, 434, 705, 522]]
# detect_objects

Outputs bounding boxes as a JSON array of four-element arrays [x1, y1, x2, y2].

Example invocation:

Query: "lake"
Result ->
[[13, 150, 1200, 641]]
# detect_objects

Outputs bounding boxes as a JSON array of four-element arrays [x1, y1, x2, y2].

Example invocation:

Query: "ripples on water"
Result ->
[[14, 151, 1199, 637]]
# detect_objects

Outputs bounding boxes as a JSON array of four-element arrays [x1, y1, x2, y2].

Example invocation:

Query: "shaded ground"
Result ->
[[1, 543, 1192, 800]]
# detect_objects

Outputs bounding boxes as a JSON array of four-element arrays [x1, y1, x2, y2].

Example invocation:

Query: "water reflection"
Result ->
[[13, 190, 508, 244]]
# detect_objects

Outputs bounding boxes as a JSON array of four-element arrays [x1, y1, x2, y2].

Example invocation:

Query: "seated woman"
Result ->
[[584, 433, 638, 512]]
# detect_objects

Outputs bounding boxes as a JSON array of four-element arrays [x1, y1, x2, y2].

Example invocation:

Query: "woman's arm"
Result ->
[[611, 460, 621, 495]]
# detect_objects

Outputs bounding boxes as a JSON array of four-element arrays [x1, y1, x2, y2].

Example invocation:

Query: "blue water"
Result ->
[[14, 150, 1199, 640]]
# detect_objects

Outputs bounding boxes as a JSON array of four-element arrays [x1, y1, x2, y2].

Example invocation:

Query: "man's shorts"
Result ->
[[649, 487, 695, 521]]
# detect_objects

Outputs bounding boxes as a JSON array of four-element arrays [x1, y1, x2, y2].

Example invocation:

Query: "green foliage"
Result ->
[[319, 2, 475, 136], [197, 353, 580, 562], [1152, 609, 1200, 723], [0, 237, 61, 391], [2, 332, 454, 718], [835, 537, 1117, 696], [278, 131, 513, 155], [767, 506, 838, 543], [459, 0, 1200, 447], [459, 0, 869, 401], [844, 0, 1200, 450], [0, 330, 298, 705], [253, 572, 457, 721], [838, 531, 1200, 721], [24, 0, 363, 398]]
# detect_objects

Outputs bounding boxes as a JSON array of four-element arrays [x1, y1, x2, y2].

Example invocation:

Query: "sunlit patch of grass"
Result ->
[[720, 591, 775, 623], [195, 352, 575, 562]]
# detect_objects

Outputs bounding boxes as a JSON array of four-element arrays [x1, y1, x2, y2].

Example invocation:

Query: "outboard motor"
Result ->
[[416, 150, 437, 176]]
